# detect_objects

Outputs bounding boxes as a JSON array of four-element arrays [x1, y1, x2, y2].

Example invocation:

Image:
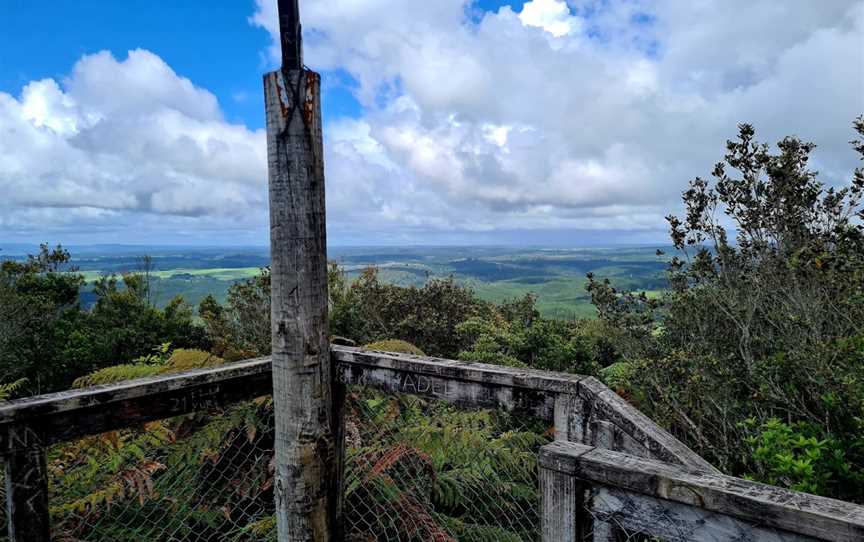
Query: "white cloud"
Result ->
[[249, 0, 863, 241], [519, 0, 580, 37], [0, 50, 268, 242], [3, 1, 863, 245]]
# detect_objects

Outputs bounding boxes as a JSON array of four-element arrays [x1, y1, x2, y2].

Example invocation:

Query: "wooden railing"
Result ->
[[539, 441, 864, 542], [2, 346, 862, 541]]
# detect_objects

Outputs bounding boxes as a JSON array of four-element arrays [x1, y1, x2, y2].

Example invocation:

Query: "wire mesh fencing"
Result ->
[[343, 385, 551, 542], [3, 388, 551, 541], [44, 397, 276, 542]]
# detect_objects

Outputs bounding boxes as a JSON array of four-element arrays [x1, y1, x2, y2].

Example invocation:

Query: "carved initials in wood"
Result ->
[[400, 374, 446, 396]]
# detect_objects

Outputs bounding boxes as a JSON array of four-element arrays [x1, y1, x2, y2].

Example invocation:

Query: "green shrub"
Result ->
[[741, 418, 862, 498], [363, 339, 426, 356]]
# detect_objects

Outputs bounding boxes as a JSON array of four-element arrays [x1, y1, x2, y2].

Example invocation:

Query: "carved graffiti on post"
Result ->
[[4, 425, 42, 455], [4, 443, 51, 541]]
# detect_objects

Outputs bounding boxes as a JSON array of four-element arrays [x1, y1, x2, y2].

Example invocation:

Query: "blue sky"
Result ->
[[0, 0, 861, 246], [1, 0, 525, 131]]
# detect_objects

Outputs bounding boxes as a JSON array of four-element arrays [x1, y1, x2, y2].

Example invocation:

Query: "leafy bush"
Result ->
[[0, 245, 208, 395], [588, 119, 864, 502], [740, 418, 860, 497], [364, 340, 426, 356]]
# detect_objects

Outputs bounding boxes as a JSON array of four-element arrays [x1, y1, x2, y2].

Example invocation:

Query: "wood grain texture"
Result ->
[[265, 67, 335, 542], [576, 376, 718, 472], [332, 346, 586, 394], [540, 441, 864, 542], [591, 486, 817, 542], [0, 357, 272, 453], [540, 448, 587, 542], [4, 446, 50, 542]]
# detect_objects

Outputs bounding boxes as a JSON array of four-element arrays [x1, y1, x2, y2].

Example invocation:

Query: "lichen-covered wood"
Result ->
[[539, 441, 864, 542]]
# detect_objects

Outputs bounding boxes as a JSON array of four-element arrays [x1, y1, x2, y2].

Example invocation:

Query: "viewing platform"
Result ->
[[2, 346, 862, 541]]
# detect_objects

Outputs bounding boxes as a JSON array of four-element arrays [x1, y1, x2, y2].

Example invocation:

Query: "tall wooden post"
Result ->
[[265, 1, 340, 540]]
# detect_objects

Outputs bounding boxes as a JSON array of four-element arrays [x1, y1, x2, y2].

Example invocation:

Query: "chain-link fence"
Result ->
[[2, 389, 550, 541], [344, 386, 550, 542], [6, 397, 278, 542]]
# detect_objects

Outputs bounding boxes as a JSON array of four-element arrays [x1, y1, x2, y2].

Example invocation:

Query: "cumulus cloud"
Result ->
[[1, 50, 267, 243], [3, 1, 863, 244], [252, 0, 864, 241]]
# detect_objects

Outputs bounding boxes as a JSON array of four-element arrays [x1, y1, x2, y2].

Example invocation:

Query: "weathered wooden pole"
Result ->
[[265, 1, 340, 540], [4, 429, 51, 542]]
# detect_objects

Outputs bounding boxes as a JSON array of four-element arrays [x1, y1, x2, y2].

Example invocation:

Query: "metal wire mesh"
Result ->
[[47, 396, 277, 542], [344, 386, 551, 542], [3, 388, 551, 541]]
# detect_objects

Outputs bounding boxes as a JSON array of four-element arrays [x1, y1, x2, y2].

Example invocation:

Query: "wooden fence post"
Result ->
[[265, 2, 340, 540], [539, 443, 585, 542], [4, 438, 50, 541]]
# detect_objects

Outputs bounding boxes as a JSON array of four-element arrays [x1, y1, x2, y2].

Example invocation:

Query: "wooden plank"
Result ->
[[265, 65, 335, 542], [590, 486, 817, 542], [332, 346, 585, 393], [540, 445, 590, 542], [0, 358, 272, 452], [577, 376, 718, 472], [553, 393, 583, 442], [4, 446, 50, 541], [336, 356, 558, 418], [540, 441, 864, 542]]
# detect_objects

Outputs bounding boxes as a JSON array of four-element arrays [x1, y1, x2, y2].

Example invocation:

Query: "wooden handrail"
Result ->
[[0, 357, 272, 452], [539, 441, 864, 542]]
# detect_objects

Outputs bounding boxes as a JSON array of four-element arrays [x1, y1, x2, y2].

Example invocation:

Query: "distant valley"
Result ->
[[1, 245, 672, 319]]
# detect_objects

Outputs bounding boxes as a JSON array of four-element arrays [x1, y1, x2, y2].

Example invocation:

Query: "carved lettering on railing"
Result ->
[[399, 374, 447, 397]]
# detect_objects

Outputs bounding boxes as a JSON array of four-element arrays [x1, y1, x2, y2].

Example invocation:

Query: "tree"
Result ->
[[0, 244, 85, 393], [588, 119, 864, 501], [0, 245, 208, 396], [199, 268, 271, 360]]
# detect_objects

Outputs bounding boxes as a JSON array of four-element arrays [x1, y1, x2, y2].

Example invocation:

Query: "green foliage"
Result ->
[[72, 364, 163, 388], [589, 119, 864, 502], [458, 294, 599, 375], [343, 389, 548, 540], [0, 244, 86, 392], [133, 342, 173, 366], [199, 269, 271, 360], [0, 244, 208, 394], [331, 267, 487, 358], [599, 362, 632, 391], [741, 418, 862, 498], [71, 348, 225, 388], [364, 339, 426, 356], [0, 378, 28, 403], [165, 348, 224, 371]]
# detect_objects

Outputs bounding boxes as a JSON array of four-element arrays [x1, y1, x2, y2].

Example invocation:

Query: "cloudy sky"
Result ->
[[1, 0, 862, 246]]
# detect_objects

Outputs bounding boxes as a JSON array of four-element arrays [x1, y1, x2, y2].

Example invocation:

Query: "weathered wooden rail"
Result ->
[[2, 346, 862, 541], [540, 441, 864, 542]]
